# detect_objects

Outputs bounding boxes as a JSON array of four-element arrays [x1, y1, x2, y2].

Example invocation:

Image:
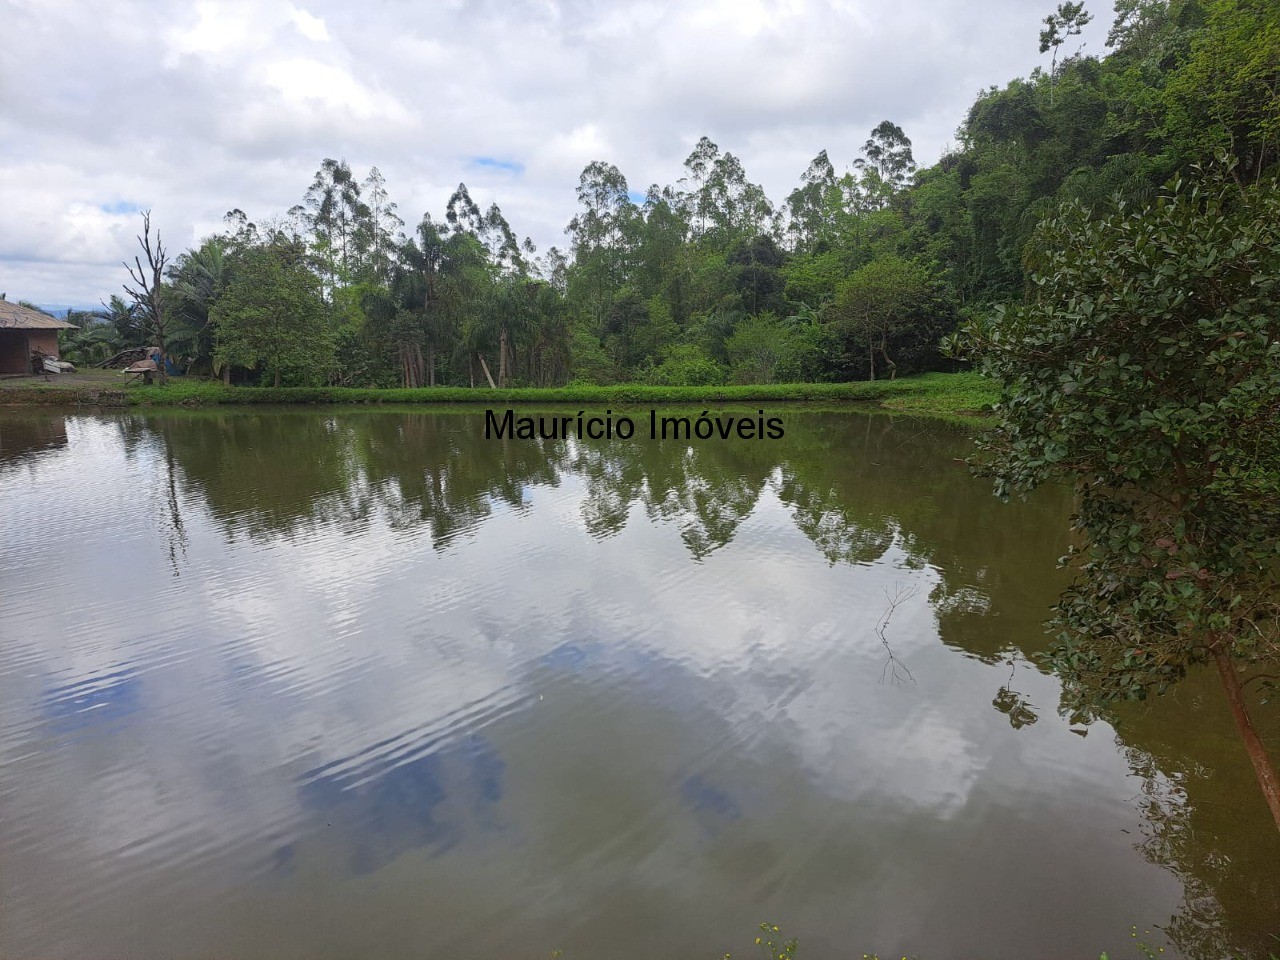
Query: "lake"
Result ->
[[1, 408, 1276, 959]]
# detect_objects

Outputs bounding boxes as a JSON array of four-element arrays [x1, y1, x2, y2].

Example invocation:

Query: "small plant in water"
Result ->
[[723, 922, 799, 960], [1128, 925, 1165, 959], [753, 922, 797, 960]]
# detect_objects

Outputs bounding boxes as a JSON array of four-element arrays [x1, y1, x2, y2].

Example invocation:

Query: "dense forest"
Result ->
[[59, 0, 1279, 389]]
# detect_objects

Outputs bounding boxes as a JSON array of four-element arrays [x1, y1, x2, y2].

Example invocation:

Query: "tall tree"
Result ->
[[445, 183, 485, 237], [566, 161, 637, 330], [305, 158, 363, 290], [854, 121, 917, 209], [360, 166, 404, 280], [122, 210, 170, 384], [393, 216, 490, 387], [1040, 1, 1094, 104], [785, 149, 839, 251]]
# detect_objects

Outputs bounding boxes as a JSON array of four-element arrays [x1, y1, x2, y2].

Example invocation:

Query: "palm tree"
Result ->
[[96, 294, 147, 345], [58, 309, 123, 366], [168, 239, 228, 377]]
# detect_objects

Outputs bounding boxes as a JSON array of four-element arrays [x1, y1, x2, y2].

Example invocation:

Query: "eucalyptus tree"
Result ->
[[220, 209, 260, 252], [699, 151, 776, 250], [392, 215, 492, 387], [674, 139, 775, 252], [359, 166, 404, 280], [635, 186, 694, 326], [679, 135, 721, 238], [853, 121, 917, 209], [444, 184, 529, 274], [784, 149, 840, 251], [566, 160, 639, 329], [538, 246, 570, 294], [445, 182, 485, 237], [480, 202, 527, 274], [305, 158, 364, 289]]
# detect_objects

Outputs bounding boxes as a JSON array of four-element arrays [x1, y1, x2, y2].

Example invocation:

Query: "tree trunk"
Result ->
[[222, 363, 231, 385], [273, 368, 281, 388], [1213, 641, 1280, 833], [157, 332, 168, 385], [479, 353, 497, 389], [880, 336, 897, 381], [498, 327, 509, 388], [404, 343, 417, 387], [868, 340, 876, 381], [427, 343, 435, 387]]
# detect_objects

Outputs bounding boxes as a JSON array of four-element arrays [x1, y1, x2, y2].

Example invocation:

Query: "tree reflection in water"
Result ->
[[127, 407, 1280, 959]]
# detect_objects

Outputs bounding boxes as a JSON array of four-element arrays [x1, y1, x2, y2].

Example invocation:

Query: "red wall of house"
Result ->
[[28, 329, 60, 358], [0, 331, 28, 373], [0, 329, 60, 374]]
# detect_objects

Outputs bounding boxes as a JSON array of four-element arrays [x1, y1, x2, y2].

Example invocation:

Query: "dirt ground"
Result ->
[[0, 369, 131, 391]]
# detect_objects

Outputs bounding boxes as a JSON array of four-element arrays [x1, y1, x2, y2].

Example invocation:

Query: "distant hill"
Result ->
[[34, 305, 99, 318]]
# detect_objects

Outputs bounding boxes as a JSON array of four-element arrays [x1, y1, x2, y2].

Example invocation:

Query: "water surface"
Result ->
[[1, 408, 1276, 959]]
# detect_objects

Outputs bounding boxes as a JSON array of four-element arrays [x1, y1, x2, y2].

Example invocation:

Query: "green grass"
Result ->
[[1, 371, 998, 419]]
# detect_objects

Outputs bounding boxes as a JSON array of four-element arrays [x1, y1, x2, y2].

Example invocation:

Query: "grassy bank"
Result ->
[[0, 370, 997, 418]]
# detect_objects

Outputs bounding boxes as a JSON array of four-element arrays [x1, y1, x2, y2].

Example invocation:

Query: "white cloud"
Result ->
[[163, 0, 270, 65], [0, 0, 1116, 305], [289, 4, 330, 43]]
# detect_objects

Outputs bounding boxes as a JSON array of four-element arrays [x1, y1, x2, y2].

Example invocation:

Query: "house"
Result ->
[[0, 300, 78, 374]]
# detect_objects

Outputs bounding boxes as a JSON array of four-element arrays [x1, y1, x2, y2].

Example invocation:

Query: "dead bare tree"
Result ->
[[123, 211, 170, 385]]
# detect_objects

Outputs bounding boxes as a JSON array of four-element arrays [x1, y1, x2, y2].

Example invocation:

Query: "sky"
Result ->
[[0, 0, 1114, 308]]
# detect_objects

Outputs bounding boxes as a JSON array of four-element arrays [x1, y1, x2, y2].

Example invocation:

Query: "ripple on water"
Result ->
[[1, 411, 1276, 960]]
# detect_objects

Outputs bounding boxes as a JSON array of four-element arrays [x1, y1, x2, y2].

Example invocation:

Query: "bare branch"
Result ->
[[120, 210, 170, 384]]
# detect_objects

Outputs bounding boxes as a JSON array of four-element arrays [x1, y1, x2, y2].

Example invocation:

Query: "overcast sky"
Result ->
[[0, 0, 1114, 308]]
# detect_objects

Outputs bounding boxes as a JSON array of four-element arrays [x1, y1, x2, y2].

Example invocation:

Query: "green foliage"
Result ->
[[58, 310, 124, 366], [951, 163, 1280, 715], [827, 256, 952, 380], [57, 371, 995, 416], [211, 242, 335, 387], [782, 249, 846, 308], [166, 238, 228, 374], [725, 313, 815, 385], [1162, 0, 1280, 183], [641, 343, 727, 386]]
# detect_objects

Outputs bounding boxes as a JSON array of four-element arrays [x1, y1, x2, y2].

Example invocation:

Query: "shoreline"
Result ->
[[0, 371, 997, 420]]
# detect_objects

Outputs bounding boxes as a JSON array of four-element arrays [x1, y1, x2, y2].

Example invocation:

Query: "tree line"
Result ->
[[57, 0, 1276, 393]]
